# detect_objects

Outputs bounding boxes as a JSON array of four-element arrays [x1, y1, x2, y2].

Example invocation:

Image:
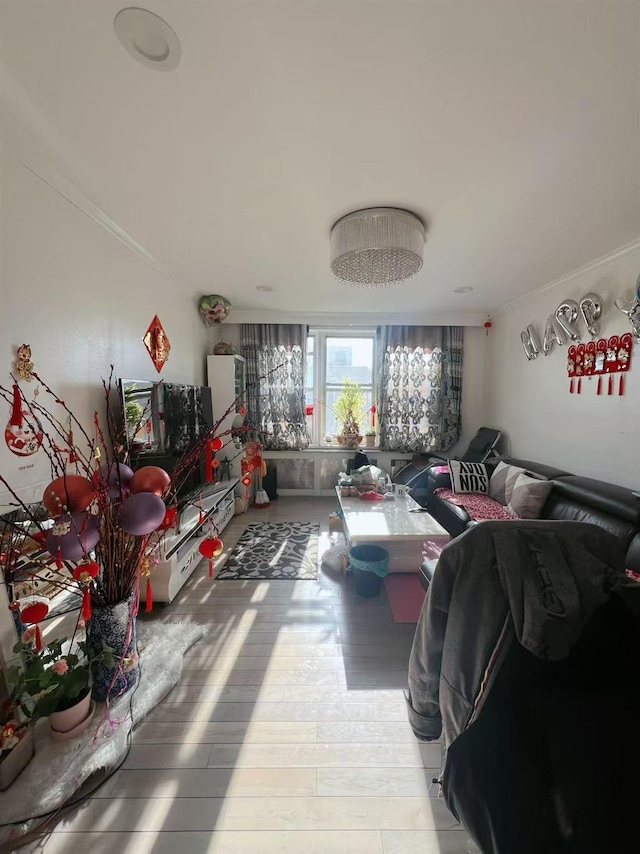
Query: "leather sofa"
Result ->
[[411, 457, 640, 580]]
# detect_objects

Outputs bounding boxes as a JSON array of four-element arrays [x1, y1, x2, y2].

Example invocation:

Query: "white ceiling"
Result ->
[[1, 1, 639, 319]]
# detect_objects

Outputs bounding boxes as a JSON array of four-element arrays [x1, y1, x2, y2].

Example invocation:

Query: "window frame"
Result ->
[[306, 328, 377, 446]]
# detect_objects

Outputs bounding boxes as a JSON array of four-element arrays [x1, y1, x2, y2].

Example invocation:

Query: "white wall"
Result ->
[[486, 245, 640, 488], [0, 134, 209, 508]]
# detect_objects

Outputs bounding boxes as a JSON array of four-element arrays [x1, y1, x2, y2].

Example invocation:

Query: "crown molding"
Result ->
[[228, 310, 486, 327], [1, 80, 187, 287], [491, 237, 640, 316]]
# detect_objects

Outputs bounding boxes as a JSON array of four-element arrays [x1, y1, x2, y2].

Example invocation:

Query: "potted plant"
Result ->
[[364, 428, 376, 448], [7, 633, 115, 738], [332, 380, 369, 449], [0, 697, 33, 790]]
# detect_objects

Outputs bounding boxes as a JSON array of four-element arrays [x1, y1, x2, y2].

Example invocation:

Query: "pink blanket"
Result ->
[[435, 488, 517, 522]]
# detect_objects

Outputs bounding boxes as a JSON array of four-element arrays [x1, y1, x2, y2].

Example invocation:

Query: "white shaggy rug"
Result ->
[[0, 621, 204, 836]]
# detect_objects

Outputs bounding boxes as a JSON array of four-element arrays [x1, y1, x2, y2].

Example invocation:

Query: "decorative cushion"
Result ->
[[489, 461, 526, 505], [435, 488, 517, 522], [448, 460, 489, 495], [508, 473, 554, 519]]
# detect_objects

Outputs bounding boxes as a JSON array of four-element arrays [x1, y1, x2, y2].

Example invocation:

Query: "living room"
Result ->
[[0, 2, 639, 853]]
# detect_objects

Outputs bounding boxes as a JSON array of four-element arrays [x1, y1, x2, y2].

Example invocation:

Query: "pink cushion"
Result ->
[[435, 488, 517, 522], [432, 465, 449, 474]]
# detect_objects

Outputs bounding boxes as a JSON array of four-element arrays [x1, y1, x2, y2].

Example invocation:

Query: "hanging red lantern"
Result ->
[[484, 319, 492, 336], [157, 506, 178, 531], [241, 475, 251, 487], [199, 536, 224, 577], [210, 437, 224, 452], [20, 600, 49, 652], [72, 561, 100, 622]]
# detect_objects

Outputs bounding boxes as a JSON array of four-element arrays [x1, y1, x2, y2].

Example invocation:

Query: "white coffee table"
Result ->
[[335, 487, 450, 574]]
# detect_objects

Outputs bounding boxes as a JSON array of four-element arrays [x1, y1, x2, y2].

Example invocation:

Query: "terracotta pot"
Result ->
[[50, 689, 92, 734], [0, 730, 34, 790]]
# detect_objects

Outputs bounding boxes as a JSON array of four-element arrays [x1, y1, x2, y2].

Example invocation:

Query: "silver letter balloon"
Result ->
[[542, 314, 566, 355], [579, 292, 603, 339], [521, 324, 541, 360], [615, 274, 640, 342], [555, 299, 581, 342]]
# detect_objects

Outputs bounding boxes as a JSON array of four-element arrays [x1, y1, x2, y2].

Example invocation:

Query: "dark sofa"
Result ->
[[395, 457, 640, 575]]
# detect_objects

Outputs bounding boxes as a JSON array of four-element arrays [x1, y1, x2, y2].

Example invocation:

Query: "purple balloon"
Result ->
[[119, 493, 166, 536], [46, 513, 100, 562], [98, 462, 134, 488]]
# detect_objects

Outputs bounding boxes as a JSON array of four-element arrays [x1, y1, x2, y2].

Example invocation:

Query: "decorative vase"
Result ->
[[0, 730, 34, 791], [87, 591, 138, 702], [50, 689, 92, 735], [364, 436, 376, 448], [341, 429, 362, 449]]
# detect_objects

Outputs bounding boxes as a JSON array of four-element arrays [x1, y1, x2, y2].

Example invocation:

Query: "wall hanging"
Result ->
[[143, 315, 171, 373], [521, 292, 604, 360], [198, 295, 231, 326], [4, 383, 43, 457], [567, 333, 633, 396]]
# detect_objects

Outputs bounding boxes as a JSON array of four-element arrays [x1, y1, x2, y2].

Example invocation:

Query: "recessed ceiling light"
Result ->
[[256, 285, 274, 293], [454, 286, 474, 294], [114, 8, 181, 71]]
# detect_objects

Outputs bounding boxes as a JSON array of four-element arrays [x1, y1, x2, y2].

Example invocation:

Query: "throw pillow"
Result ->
[[489, 461, 526, 505], [448, 460, 489, 495], [508, 473, 553, 519]]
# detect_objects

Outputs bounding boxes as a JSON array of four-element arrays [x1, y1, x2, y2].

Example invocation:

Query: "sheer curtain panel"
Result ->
[[377, 326, 463, 453], [241, 324, 310, 450]]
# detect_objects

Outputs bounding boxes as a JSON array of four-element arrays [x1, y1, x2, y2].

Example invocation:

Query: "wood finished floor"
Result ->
[[32, 497, 479, 854]]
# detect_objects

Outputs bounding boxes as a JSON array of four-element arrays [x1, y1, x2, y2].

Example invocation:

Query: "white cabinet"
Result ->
[[207, 355, 246, 476]]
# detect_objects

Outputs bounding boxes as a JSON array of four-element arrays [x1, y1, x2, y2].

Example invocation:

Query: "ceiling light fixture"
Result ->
[[114, 8, 181, 71], [454, 286, 474, 294], [256, 285, 274, 293], [330, 207, 426, 287]]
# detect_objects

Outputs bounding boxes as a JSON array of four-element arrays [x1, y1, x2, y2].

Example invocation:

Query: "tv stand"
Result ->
[[141, 478, 239, 604]]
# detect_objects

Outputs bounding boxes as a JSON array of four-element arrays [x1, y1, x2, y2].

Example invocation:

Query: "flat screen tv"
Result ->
[[118, 379, 215, 508]]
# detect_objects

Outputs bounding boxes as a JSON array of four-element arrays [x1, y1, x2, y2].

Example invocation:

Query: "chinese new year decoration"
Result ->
[[567, 333, 633, 396]]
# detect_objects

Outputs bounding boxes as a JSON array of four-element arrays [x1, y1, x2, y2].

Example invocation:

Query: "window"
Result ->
[[306, 331, 376, 445]]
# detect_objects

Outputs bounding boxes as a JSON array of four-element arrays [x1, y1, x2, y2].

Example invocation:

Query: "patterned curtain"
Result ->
[[376, 326, 463, 453], [241, 324, 310, 450]]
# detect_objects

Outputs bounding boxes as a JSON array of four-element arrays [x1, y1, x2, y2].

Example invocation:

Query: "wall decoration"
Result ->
[[579, 292, 603, 339], [520, 324, 541, 360], [198, 295, 231, 326], [567, 333, 632, 396], [615, 274, 640, 342], [542, 314, 566, 355], [14, 344, 35, 382], [4, 383, 43, 457], [143, 315, 171, 373]]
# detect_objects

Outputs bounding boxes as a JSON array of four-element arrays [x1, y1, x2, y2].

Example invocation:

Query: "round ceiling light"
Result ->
[[454, 286, 474, 294], [256, 285, 274, 293], [114, 8, 181, 71], [330, 208, 426, 287]]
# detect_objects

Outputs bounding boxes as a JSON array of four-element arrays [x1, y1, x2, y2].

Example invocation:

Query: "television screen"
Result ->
[[118, 380, 214, 507]]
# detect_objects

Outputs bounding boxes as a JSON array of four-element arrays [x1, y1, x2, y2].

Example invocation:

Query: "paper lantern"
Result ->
[[199, 536, 224, 577]]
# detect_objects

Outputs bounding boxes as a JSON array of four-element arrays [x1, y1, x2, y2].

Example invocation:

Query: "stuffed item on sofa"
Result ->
[[507, 473, 554, 519], [489, 461, 526, 505], [448, 460, 489, 495]]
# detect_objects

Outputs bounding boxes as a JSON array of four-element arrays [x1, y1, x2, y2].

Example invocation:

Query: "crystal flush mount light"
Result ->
[[330, 207, 426, 287]]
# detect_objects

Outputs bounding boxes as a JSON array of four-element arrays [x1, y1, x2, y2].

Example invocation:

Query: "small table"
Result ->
[[335, 487, 450, 574]]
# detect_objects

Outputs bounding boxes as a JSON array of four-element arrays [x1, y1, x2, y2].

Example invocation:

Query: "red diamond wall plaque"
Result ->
[[143, 315, 171, 373]]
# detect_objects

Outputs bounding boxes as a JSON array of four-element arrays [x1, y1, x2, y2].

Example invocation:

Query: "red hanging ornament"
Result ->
[[597, 377, 602, 395], [145, 578, 154, 613], [241, 475, 251, 487], [55, 546, 63, 570], [81, 587, 92, 623], [199, 497, 205, 525], [484, 320, 492, 336], [199, 536, 224, 579], [608, 375, 613, 395], [370, 404, 376, 428], [619, 375, 625, 396], [211, 437, 224, 452], [20, 601, 49, 653]]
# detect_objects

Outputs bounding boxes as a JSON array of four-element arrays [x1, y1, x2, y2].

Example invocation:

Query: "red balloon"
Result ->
[[130, 466, 171, 496], [210, 437, 224, 452], [43, 475, 95, 515]]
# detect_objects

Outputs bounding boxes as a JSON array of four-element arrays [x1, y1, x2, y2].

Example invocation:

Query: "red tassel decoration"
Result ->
[[577, 378, 582, 394], [209, 559, 214, 578], [34, 625, 43, 653], [371, 404, 376, 428], [82, 587, 92, 623], [56, 547, 63, 570], [619, 375, 625, 396], [199, 498, 204, 526], [145, 578, 153, 613], [597, 377, 602, 395], [569, 378, 574, 394], [205, 440, 213, 483], [608, 375, 613, 395]]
